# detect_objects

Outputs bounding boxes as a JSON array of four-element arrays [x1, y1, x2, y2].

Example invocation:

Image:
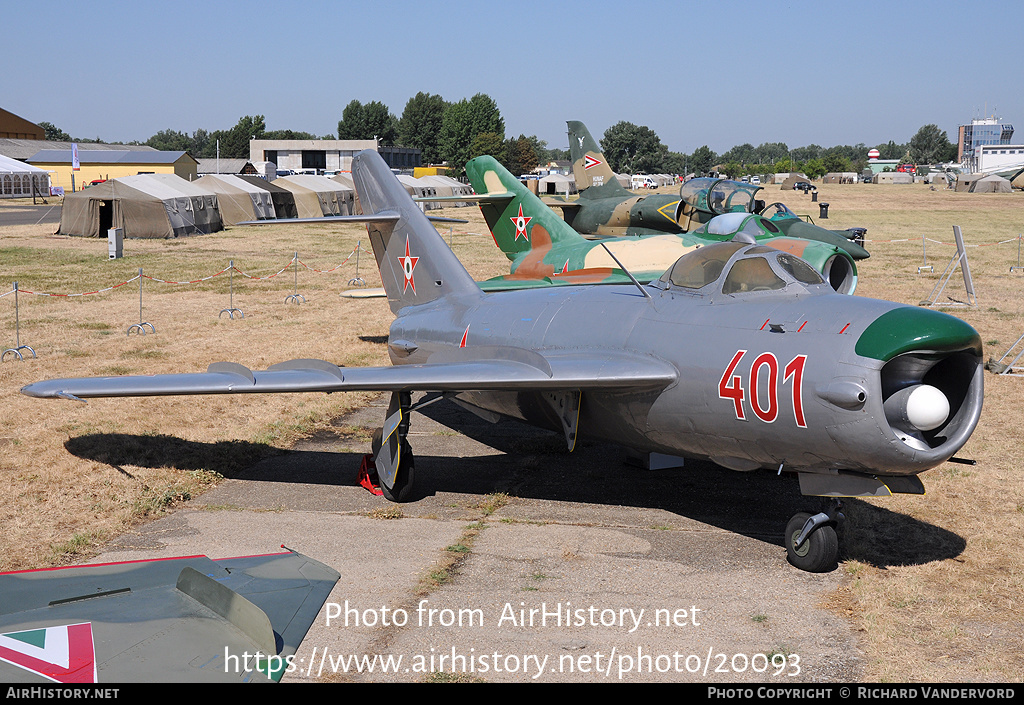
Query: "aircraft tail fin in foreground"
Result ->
[[351, 150, 482, 313], [464, 155, 589, 260], [567, 120, 636, 201]]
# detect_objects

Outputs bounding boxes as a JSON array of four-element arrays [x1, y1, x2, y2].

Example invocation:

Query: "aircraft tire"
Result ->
[[785, 512, 838, 573], [380, 441, 415, 503]]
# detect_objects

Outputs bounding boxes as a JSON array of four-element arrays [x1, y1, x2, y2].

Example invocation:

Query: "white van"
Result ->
[[631, 175, 657, 189]]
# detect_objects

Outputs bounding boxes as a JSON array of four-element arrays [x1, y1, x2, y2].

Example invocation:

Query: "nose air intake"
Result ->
[[822, 254, 856, 294], [858, 308, 984, 457]]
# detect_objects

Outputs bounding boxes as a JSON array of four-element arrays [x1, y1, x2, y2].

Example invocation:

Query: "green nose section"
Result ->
[[855, 307, 982, 362], [773, 218, 871, 260]]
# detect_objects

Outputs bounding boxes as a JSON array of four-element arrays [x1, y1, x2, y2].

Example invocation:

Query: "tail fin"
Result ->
[[464, 155, 588, 260], [351, 150, 481, 313], [567, 120, 635, 200]]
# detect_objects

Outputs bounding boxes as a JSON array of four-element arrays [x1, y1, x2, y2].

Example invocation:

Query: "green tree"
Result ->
[[263, 129, 318, 141], [803, 158, 827, 179], [38, 121, 71, 141], [438, 93, 504, 175], [664, 151, 687, 175], [875, 140, 905, 160], [689, 145, 717, 176], [206, 115, 266, 158], [502, 134, 539, 176], [337, 100, 397, 143], [822, 148, 851, 173], [398, 92, 447, 164], [469, 131, 506, 162], [909, 124, 955, 164], [600, 122, 668, 173], [146, 129, 191, 152]]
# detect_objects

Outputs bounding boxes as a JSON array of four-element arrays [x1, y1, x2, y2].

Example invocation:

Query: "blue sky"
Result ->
[[3, 0, 1020, 155]]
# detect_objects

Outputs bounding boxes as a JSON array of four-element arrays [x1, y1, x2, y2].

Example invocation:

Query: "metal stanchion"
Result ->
[[127, 268, 156, 335], [2, 282, 37, 361], [219, 260, 244, 319]]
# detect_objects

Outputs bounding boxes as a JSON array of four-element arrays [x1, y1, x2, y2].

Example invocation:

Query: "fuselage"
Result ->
[[386, 273, 982, 481]]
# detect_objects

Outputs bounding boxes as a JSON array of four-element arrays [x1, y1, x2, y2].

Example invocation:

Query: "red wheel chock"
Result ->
[[358, 453, 383, 496]]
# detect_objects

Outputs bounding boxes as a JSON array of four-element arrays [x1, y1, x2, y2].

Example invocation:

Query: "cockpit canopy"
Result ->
[[654, 241, 825, 297], [691, 211, 784, 241], [679, 177, 762, 215]]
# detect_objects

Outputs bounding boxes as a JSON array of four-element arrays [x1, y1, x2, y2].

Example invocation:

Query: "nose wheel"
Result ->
[[785, 500, 843, 572]]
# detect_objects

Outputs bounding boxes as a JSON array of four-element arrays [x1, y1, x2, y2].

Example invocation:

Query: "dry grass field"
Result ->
[[1, 182, 1022, 682]]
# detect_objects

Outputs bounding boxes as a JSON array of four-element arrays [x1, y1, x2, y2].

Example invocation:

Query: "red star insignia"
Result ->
[[397, 236, 419, 294], [583, 154, 603, 170], [510, 204, 532, 241]]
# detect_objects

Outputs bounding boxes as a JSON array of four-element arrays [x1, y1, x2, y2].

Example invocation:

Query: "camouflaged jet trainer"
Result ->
[[466, 155, 860, 294], [23, 150, 984, 573], [557, 120, 870, 262]]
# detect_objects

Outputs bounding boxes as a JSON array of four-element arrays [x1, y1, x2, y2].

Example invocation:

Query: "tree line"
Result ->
[[39, 95, 958, 179]]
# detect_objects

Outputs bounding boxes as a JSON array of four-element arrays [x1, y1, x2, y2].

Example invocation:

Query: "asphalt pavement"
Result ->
[[86, 393, 873, 683], [0, 202, 62, 227]]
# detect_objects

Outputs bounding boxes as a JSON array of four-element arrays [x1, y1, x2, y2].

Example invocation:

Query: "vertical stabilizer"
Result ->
[[465, 155, 589, 260], [351, 150, 481, 313], [567, 120, 635, 200]]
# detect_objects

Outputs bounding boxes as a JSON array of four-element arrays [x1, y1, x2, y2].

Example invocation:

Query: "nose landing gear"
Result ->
[[785, 500, 844, 572]]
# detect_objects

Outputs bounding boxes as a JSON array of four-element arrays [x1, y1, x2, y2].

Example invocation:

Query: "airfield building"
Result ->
[[249, 139, 421, 174], [958, 117, 1014, 172]]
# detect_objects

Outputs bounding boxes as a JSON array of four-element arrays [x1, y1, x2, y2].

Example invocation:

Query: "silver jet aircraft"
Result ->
[[22, 150, 984, 572]]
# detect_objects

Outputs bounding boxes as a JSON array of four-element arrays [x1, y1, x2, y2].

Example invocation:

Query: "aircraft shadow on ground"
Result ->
[[66, 397, 965, 570]]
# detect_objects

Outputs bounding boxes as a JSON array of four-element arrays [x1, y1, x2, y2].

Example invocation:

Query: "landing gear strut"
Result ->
[[785, 500, 843, 572], [371, 391, 416, 503]]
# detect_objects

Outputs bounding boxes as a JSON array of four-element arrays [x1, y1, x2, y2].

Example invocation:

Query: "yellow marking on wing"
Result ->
[[582, 235, 699, 272]]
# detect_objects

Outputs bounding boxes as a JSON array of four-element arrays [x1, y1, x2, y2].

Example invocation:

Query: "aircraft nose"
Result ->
[[855, 307, 981, 363], [857, 307, 983, 458]]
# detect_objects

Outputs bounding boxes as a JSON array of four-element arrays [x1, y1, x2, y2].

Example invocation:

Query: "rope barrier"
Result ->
[[7, 247, 363, 297]]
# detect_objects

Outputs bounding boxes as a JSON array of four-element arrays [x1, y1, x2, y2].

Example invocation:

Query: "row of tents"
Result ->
[[58, 172, 474, 238]]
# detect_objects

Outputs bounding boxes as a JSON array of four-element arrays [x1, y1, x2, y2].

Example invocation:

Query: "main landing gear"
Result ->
[[785, 500, 843, 573], [369, 390, 445, 503]]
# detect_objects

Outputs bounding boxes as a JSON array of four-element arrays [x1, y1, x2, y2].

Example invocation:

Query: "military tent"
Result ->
[[396, 175, 436, 210], [273, 174, 354, 217], [194, 174, 276, 224], [59, 174, 222, 238], [538, 173, 577, 195], [234, 175, 298, 219], [417, 174, 474, 207], [969, 174, 1012, 193], [955, 173, 985, 192], [331, 173, 362, 214], [780, 174, 812, 189]]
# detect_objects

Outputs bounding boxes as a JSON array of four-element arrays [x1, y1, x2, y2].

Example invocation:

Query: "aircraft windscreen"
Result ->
[[721, 257, 786, 294], [679, 178, 761, 215], [660, 242, 746, 289]]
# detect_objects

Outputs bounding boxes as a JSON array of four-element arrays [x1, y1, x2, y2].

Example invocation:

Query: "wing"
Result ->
[[237, 213, 468, 225], [22, 349, 678, 400], [0, 550, 339, 683]]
